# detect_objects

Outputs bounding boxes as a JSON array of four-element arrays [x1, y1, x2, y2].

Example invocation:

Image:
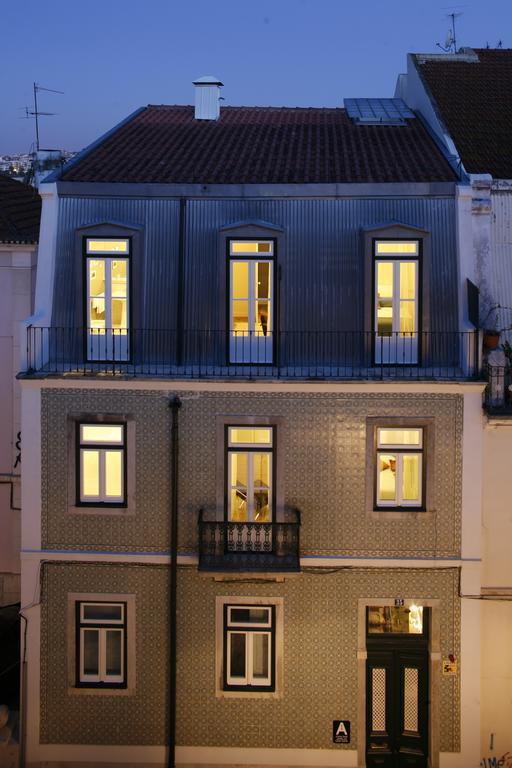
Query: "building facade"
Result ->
[[19, 85, 484, 767]]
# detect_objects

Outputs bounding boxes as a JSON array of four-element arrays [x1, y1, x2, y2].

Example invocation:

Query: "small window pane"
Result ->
[[254, 491, 270, 522], [229, 607, 271, 625], [378, 429, 422, 447], [232, 301, 249, 333], [229, 632, 246, 678], [378, 454, 396, 501], [105, 630, 122, 676], [105, 451, 123, 498], [89, 298, 105, 329], [82, 603, 123, 622], [230, 489, 248, 521], [255, 301, 270, 336], [377, 262, 393, 298], [231, 241, 273, 255], [368, 606, 423, 634], [81, 424, 124, 444], [232, 261, 249, 299], [231, 452, 248, 489], [400, 300, 416, 334], [83, 630, 99, 675], [82, 450, 100, 497], [87, 239, 129, 254], [400, 261, 416, 300], [252, 633, 270, 679], [228, 427, 272, 446], [111, 260, 128, 296], [376, 241, 418, 255], [89, 259, 105, 297], [253, 453, 270, 487], [402, 454, 421, 502], [256, 262, 270, 298]]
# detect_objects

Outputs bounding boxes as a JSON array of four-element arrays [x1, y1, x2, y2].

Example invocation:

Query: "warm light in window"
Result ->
[[86, 239, 129, 254], [81, 424, 124, 444], [231, 241, 273, 254], [375, 241, 418, 255], [228, 427, 272, 446], [378, 428, 422, 447]]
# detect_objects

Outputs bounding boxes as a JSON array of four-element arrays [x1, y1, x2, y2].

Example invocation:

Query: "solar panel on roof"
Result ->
[[344, 98, 415, 125]]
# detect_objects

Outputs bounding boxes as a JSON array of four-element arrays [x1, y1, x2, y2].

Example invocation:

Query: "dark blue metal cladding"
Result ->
[[53, 194, 457, 334], [184, 197, 458, 334], [52, 197, 181, 329]]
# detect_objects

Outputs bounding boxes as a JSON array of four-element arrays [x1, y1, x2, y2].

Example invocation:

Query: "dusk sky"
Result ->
[[3, 0, 511, 154]]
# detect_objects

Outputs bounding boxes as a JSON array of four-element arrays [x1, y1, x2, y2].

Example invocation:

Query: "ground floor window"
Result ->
[[76, 601, 127, 688]]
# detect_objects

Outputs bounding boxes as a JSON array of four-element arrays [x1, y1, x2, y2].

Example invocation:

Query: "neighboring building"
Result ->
[[397, 48, 512, 765], [0, 176, 40, 605], [19, 81, 485, 768], [0, 176, 40, 741]]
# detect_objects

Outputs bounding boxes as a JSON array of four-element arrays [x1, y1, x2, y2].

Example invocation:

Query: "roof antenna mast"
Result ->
[[24, 82, 64, 151], [436, 10, 463, 54]]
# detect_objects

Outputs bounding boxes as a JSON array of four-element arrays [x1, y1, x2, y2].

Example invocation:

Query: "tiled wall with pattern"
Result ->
[[40, 563, 460, 751], [42, 389, 462, 557]]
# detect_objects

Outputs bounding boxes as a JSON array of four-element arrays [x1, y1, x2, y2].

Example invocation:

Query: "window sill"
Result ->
[[67, 504, 135, 517], [369, 508, 435, 521], [216, 688, 282, 700]]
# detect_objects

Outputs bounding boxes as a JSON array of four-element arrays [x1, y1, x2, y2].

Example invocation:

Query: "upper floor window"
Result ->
[[227, 426, 273, 524], [376, 427, 423, 509], [85, 237, 130, 361], [78, 423, 126, 505], [229, 240, 274, 364], [374, 240, 419, 364]]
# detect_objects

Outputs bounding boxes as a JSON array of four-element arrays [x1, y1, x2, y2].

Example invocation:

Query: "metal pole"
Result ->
[[168, 396, 181, 768], [33, 83, 40, 151]]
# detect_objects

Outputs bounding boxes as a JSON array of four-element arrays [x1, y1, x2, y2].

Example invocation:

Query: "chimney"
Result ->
[[193, 75, 223, 120]]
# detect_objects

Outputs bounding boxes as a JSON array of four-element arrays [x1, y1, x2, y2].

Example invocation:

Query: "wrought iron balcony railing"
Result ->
[[198, 508, 301, 572], [23, 327, 479, 380]]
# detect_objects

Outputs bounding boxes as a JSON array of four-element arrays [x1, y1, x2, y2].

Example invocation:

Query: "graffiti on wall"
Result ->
[[481, 753, 512, 768]]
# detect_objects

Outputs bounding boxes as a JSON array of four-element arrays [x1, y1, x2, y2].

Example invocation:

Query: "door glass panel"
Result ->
[[83, 630, 99, 675], [82, 450, 100, 497], [378, 454, 396, 501], [255, 301, 270, 336], [105, 630, 122, 676], [254, 491, 270, 522], [371, 667, 386, 731], [403, 667, 419, 733], [89, 299, 106, 330], [402, 454, 420, 502], [400, 301, 416, 334], [229, 632, 246, 678], [232, 262, 249, 299], [377, 262, 393, 297], [232, 301, 249, 334], [112, 299, 127, 331], [256, 262, 270, 298], [105, 450, 123, 498], [111, 260, 127, 296], [400, 262, 416, 300], [89, 259, 105, 297], [252, 633, 270, 679], [230, 453, 248, 521]]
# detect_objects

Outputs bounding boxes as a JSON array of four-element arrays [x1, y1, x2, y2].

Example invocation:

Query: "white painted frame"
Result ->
[[229, 241, 273, 364], [375, 242, 419, 364]]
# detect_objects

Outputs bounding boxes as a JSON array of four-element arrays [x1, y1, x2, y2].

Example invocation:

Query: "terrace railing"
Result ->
[[24, 327, 480, 380]]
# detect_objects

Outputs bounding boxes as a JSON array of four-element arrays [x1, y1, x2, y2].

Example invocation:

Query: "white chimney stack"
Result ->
[[193, 75, 223, 120]]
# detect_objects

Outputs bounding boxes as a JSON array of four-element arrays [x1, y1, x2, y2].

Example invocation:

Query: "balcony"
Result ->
[[24, 327, 480, 381], [198, 508, 301, 573]]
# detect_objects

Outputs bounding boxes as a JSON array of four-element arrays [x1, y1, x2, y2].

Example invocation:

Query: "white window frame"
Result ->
[[216, 596, 283, 699], [376, 427, 423, 509], [85, 237, 130, 361], [76, 601, 126, 687], [78, 422, 126, 505], [229, 239, 274, 364], [374, 240, 419, 364], [227, 426, 274, 523]]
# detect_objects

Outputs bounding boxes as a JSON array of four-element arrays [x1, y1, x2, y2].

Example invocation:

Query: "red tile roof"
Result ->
[[60, 105, 456, 184], [0, 176, 41, 244], [416, 49, 512, 178]]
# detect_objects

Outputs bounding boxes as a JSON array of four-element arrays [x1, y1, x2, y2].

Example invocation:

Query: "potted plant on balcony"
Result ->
[[482, 306, 501, 350]]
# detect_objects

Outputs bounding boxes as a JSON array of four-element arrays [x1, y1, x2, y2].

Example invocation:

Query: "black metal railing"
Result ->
[[198, 508, 301, 572], [24, 327, 480, 380], [484, 364, 512, 413]]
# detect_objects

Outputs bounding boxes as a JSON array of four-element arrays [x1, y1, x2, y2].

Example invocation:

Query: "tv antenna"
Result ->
[[436, 11, 463, 53], [22, 82, 64, 151]]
